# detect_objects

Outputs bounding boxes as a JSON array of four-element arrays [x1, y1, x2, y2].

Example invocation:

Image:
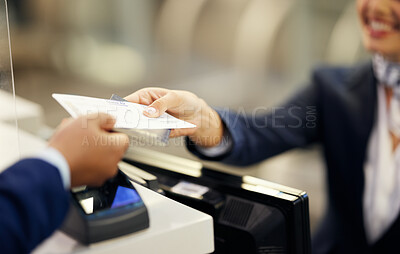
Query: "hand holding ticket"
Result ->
[[52, 94, 196, 130]]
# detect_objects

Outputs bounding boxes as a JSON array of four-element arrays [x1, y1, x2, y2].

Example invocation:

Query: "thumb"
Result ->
[[144, 92, 179, 118], [94, 113, 116, 131], [55, 117, 74, 132], [60, 117, 74, 126]]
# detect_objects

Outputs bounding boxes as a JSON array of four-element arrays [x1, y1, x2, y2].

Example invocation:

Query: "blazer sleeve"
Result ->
[[0, 158, 70, 253], [187, 81, 321, 166]]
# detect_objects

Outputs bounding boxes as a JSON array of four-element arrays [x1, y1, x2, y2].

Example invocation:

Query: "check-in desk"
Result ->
[[0, 122, 214, 254], [0, 92, 310, 253]]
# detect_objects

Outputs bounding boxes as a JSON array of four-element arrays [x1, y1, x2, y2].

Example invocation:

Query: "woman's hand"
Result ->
[[125, 87, 224, 147]]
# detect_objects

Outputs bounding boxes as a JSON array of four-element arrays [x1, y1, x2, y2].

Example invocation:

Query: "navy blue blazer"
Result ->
[[0, 159, 69, 253], [188, 62, 399, 253]]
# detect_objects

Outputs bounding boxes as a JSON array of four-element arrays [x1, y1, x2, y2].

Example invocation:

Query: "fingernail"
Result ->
[[145, 107, 157, 115]]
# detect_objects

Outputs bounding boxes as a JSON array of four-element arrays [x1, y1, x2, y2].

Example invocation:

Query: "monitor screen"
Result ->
[[72, 171, 143, 215]]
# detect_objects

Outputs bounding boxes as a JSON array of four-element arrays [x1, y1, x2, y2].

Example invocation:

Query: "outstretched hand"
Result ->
[[125, 87, 224, 147], [49, 113, 129, 187]]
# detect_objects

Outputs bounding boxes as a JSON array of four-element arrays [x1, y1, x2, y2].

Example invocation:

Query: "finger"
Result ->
[[49, 117, 75, 141], [109, 133, 130, 152], [108, 165, 120, 179], [128, 91, 152, 105], [93, 113, 116, 131], [124, 92, 141, 103], [56, 117, 74, 131], [169, 129, 180, 138], [125, 88, 168, 105], [169, 128, 196, 138], [60, 117, 74, 126], [99, 165, 120, 185], [144, 91, 181, 118]]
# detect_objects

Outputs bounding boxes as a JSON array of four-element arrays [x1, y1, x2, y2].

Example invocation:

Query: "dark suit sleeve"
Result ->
[[187, 81, 321, 166], [0, 158, 69, 253]]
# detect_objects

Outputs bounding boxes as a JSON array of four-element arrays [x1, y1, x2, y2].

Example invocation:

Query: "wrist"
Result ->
[[37, 147, 71, 189], [190, 101, 224, 147]]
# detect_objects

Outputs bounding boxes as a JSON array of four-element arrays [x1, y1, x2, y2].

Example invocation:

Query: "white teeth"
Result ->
[[370, 21, 392, 32]]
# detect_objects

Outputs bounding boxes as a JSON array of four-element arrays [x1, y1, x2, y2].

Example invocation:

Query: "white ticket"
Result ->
[[52, 93, 196, 129]]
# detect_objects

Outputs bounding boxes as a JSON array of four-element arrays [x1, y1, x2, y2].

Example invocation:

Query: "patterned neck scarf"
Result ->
[[373, 54, 400, 137]]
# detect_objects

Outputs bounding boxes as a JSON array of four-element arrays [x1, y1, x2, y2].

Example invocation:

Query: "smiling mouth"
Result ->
[[370, 20, 393, 32], [363, 14, 400, 38]]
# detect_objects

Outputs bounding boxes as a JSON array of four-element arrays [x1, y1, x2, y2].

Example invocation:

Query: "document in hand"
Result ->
[[52, 94, 196, 130]]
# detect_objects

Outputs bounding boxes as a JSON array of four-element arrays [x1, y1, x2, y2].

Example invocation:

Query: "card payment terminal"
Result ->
[[61, 170, 149, 244]]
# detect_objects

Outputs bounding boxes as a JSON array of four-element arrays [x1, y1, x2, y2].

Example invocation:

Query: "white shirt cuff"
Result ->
[[36, 147, 71, 189], [195, 129, 233, 157]]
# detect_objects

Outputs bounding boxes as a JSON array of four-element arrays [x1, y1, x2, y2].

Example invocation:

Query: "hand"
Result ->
[[49, 113, 129, 187], [125, 87, 224, 147]]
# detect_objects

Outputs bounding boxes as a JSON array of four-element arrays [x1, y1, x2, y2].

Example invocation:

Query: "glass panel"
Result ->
[[0, 0, 20, 171]]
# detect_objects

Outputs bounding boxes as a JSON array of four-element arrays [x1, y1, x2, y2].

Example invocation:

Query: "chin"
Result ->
[[362, 37, 400, 61]]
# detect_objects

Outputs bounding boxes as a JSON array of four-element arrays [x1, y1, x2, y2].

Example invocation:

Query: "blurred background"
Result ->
[[6, 0, 369, 232]]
